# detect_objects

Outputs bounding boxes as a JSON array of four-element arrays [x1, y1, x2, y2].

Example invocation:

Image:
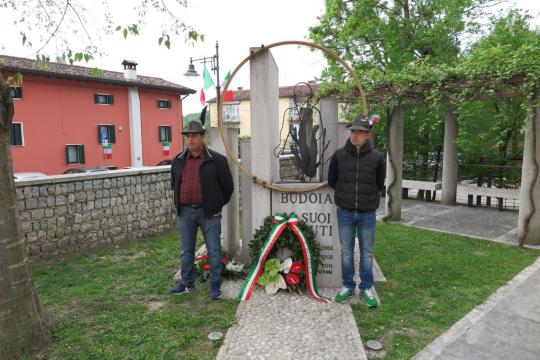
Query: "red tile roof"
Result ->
[[207, 82, 320, 103], [0, 54, 195, 95]]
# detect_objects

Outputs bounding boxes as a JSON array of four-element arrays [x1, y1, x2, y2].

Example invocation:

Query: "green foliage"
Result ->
[[249, 215, 322, 277], [1, 1, 202, 63], [311, 3, 540, 186], [6, 72, 23, 86], [257, 258, 281, 286], [117, 24, 140, 40]]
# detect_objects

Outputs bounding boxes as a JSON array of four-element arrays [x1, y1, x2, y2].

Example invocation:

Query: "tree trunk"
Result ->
[[0, 76, 50, 359]]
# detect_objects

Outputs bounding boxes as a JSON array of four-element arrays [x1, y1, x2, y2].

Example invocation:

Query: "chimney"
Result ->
[[122, 59, 138, 81]]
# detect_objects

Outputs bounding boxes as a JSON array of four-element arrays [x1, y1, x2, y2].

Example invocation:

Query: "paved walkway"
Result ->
[[217, 260, 386, 360], [413, 256, 540, 360], [217, 287, 367, 360], [216, 200, 540, 359]]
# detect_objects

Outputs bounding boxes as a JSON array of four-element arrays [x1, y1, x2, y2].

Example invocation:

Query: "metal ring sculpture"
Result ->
[[218, 40, 368, 193]]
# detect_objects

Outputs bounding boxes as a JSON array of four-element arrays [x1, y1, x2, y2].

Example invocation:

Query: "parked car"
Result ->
[[14, 172, 47, 180], [63, 167, 111, 174]]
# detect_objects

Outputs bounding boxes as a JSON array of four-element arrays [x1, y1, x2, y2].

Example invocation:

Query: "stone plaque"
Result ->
[[271, 184, 341, 288]]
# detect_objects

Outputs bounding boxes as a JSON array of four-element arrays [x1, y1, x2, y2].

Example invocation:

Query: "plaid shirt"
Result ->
[[179, 151, 204, 205]]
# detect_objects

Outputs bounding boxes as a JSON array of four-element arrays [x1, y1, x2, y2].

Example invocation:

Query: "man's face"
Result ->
[[185, 133, 205, 153], [349, 129, 370, 147]]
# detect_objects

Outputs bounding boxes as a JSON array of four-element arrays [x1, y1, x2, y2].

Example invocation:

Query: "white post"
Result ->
[[249, 47, 280, 246], [127, 87, 143, 167], [442, 107, 458, 205]]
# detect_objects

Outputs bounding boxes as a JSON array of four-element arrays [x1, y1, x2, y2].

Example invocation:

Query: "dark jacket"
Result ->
[[171, 145, 234, 217], [328, 140, 385, 212]]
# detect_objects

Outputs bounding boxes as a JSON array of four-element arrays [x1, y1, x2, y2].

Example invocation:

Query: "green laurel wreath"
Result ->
[[248, 215, 322, 281]]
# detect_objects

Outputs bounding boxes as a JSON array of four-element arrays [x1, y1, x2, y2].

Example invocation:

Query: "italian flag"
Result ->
[[162, 141, 170, 156], [200, 88, 205, 105], [103, 143, 112, 159], [221, 70, 233, 102]]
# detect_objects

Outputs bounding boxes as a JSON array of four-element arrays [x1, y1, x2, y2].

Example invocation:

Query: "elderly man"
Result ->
[[170, 120, 234, 300], [328, 115, 385, 307]]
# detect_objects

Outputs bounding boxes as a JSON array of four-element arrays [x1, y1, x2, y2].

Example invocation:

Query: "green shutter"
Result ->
[[158, 126, 163, 141], [15, 124, 22, 145], [98, 125, 102, 143], [109, 95, 114, 105], [109, 125, 116, 143], [10, 124, 16, 145], [79, 145, 85, 164], [167, 126, 172, 141], [10, 124, 22, 145], [65, 146, 70, 163]]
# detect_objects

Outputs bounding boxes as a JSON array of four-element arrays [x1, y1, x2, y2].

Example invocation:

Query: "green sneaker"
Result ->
[[335, 287, 355, 303], [361, 289, 378, 308]]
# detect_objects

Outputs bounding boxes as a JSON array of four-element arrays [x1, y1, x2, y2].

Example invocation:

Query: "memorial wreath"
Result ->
[[237, 212, 329, 303]]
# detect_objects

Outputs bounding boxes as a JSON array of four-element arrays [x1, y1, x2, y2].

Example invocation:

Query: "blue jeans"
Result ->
[[337, 207, 376, 291], [177, 206, 222, 288]]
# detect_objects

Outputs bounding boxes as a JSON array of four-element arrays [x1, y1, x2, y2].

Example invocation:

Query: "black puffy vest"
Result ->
[[333, 140, 381, 211]]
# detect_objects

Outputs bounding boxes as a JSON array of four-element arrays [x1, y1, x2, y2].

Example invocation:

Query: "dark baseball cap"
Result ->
[[182, 121, 206, 134], [347, 115, 371, 131]]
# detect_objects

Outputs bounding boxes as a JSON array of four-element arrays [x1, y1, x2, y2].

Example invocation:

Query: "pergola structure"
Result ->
[[363, 74, 539, 246]]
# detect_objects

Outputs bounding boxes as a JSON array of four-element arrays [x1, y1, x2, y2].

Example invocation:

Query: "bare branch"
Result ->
[[36, 0, 52, 23], [34, 0, 70, 56], [67, 2, 92, 41]]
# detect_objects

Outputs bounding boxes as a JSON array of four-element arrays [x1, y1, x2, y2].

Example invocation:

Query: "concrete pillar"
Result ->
[[249, 47, 280, 247], [239, 139, 252, 263], [208, 127, 240, 256], [518, 96, 540, 245], [319, 98, 338, 181], [442, 107, 458, 205], [338, 122, 349, 147], [384, 105, 404, 221], [127, 87, 143, 167]]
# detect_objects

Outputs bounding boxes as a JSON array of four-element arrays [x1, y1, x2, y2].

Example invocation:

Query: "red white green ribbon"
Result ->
[[237, 212, 329, 304]]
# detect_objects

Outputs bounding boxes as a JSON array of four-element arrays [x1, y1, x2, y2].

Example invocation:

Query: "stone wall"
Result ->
[[15, 167, 176, 261]]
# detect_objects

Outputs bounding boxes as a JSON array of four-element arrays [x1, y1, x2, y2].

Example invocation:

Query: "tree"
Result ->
[[456, 11, 540, 187], [310, 0, 494, 187], [0, 1, 199, 358], [0, 75, 51, 360], [309, 0, 533, 188]]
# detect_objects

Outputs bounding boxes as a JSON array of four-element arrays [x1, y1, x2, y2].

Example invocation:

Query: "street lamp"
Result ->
[[184, 41, 221, 107]]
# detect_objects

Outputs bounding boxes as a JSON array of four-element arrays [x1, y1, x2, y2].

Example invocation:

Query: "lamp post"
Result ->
[[184, 41, 221, 108]]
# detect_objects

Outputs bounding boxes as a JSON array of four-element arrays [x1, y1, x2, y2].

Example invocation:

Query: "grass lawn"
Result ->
[[32, 232, 237, 360], [31, 223, 540, 359], [354, 222, 540, 359]]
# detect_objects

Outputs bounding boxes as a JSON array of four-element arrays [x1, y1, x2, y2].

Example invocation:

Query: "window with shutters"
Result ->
[[94, 93, 114, 105], [65, 145, 85, 164], [159, 125, 172, 142], [98, 124, 116, 144], [10, 87, 23, 99], [10, 122, 24, 146], [157, 99, 171, 109]]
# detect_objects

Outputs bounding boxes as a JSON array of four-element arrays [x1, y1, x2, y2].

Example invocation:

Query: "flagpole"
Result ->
[[215, 41, 221, 110], [184, 41, 222, 109]]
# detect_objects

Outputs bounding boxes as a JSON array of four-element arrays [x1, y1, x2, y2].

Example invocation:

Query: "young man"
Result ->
[[328, 115, 385, 307], [170, 121, 234, 300]]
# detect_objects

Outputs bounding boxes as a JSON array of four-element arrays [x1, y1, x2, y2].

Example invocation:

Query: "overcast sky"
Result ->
[[1, 0, 539, 115]]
